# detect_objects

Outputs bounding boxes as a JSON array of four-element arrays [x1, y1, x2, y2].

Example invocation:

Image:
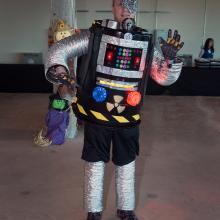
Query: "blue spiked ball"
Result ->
[[92, 86, 107, 103]]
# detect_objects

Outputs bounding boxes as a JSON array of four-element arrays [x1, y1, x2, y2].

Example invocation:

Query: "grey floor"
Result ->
[[0, 93, 220, 220]]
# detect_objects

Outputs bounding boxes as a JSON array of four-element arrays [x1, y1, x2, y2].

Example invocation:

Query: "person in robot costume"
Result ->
[[45, 0, 184, 219]]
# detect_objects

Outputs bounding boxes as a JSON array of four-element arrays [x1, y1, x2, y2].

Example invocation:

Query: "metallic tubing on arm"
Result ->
[[150, 47, 183, 86], [45, 30, 91, 84]]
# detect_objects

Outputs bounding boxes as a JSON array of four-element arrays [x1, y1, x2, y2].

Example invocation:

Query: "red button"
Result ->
[[106, 51, 114, 61], [134, 57, 141, 65], [127, 91, 141, 106]]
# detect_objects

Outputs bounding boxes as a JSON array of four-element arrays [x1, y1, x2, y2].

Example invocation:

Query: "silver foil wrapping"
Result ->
[[45, 30, 90, 84], [150, 47, 183, 86], [122, 0, 138, 14], [116, 161, 136, 210], [84, 161, 105, 212]]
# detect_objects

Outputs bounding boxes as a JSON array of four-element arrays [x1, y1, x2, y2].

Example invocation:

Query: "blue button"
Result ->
[[92, 86, 107, 103]]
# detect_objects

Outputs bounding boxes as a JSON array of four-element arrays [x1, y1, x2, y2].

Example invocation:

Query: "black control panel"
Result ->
[[104, 43, 143, 71]]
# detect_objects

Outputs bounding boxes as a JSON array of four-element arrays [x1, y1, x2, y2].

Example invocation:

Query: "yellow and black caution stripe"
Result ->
[[77, 103, 87, 116], [76, 103, 140, 124], [90, 110, 109, 121]]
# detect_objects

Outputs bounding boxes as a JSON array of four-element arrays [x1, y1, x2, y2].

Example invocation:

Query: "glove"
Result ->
[[48, 65, 76, 91], [47, 65, 68, 83], [159, 29, 184, 60]]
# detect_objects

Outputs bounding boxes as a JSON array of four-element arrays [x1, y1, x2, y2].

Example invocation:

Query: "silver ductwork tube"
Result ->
[[45, 30, 90, 84], [116, 160, 136, 211], [84, 161, 105, 213], [150, 47, 183, 86]]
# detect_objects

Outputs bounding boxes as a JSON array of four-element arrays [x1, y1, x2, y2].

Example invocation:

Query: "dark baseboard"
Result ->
[[0, 64, 53, 93]]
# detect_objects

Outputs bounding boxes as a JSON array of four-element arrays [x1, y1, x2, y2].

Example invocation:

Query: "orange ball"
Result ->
[[127, 91, 141, 106]]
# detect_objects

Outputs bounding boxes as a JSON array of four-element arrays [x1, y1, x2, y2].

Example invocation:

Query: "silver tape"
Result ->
[[122, 0, 138, 14], [101, 34, 148, 49], [97, 42, 107, 66], [98, 35, 148, 72], [150, 47, 183, 86], [139, 48, 148, 71], [116, 161, 136, 210], [96, 65, 143, 78], [84, 161, 105, 212], [45, 31, 90, 84], [102, 19, 119, 30]]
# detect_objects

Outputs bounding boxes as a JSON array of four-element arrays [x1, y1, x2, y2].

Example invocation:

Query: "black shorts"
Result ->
[[81, 122, 139, 166]]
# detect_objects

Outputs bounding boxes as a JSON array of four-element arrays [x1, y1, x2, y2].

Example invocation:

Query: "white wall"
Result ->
[[76, 0, 220, 60], [0, 0, 50, 63], [0, 0, 219, 63], [156, 0, 205, 58]]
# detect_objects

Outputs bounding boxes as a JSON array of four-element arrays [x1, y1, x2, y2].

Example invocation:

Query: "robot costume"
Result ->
[[45, 0, 183, 218]]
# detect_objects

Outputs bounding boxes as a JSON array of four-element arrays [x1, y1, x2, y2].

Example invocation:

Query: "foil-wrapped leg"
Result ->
[[150, 47, 183, 86], [84, 161, 105, 213], [116, 161, 136, 211]]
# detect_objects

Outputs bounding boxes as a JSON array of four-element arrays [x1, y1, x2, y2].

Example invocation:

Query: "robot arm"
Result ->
[[45, 30, 91, 84], [150, 47, 183, 86], [150, 30, 184, 86]]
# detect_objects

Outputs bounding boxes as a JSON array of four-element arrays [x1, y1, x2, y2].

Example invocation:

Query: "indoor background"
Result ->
[[0, 0, 219, 64]]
